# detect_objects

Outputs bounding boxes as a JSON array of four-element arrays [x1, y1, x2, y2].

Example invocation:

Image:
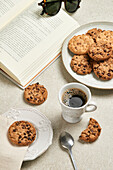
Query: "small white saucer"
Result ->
[[3, 108, 53, 161]]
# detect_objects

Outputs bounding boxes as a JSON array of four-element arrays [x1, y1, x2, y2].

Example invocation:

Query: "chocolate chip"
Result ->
[[34, 98, 37, 100], [28, 138, 32, 141], [19, 135, 21, 139], [77, 43, 81, 45], [22, 125, 25, 129], [107, 73, 111, 76], [24, 133, 26, 135], [84, 65, 87, 67], [98, 129, 101, 132], [18, 141, 21, 143], [27, 98, 30, 101], [13, 129, 16, 132], [30, 96, 33, 99]]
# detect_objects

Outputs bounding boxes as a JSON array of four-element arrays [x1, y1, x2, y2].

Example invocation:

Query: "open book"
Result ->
[[0, 0, 79, 89]]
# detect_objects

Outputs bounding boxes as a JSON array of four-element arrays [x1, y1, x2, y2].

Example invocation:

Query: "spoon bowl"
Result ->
[[59, 132, 74, 149]]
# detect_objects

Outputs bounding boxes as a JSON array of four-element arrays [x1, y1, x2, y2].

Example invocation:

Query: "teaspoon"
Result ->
[[59, 132, 77, 170]]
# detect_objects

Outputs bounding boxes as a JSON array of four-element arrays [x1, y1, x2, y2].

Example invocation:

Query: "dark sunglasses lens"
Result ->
[[65, 0, 79, 13], [45, 1, 61, 16]]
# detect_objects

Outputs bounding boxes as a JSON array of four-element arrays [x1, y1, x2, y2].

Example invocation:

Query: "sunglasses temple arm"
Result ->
[[40, 9, 45, 15], [38, 2, 45, 15], [38, 2, 43, 6]]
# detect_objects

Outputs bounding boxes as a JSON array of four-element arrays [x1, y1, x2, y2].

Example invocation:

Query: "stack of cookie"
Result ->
[[68, 28, 113, 80]]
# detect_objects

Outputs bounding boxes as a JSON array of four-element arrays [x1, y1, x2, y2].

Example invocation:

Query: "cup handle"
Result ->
[[85, 101, 97, 112]]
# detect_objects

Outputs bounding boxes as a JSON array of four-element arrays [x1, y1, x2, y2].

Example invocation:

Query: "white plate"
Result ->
[[62, 21, 113, 89], [3, 108, 53, 161]]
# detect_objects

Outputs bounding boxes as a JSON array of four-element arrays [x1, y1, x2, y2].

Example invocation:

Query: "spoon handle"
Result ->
[[68, 149, 77, 170]]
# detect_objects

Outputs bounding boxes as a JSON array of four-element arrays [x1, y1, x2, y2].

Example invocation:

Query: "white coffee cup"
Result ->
[[59, 83, 97, 123]]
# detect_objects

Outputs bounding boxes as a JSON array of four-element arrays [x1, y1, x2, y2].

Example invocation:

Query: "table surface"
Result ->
[[0, 0, 113, 170]]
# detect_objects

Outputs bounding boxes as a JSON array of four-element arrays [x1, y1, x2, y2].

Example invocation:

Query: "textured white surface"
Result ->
[[0, 0, 113, 169]]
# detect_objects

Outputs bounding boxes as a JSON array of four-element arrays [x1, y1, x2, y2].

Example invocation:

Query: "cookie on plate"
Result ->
[[93, 57, 113, 80], [88, 42, 113, 61], [24, 83, 48, 105], [79, 118, 101, 142], [70, 54, 92, 75], [86, 28, 102, 40], [96, 30, 113, 44], [68, 34, 94, 54], [8, 121, 36, 146]]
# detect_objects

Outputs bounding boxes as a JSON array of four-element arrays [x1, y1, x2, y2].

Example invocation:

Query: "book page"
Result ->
[[0, 1, 79, 86], [0, 0, 35, 29]]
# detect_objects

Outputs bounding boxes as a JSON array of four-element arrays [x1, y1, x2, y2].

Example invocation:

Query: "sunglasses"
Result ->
[[38, 0, 81, 16]]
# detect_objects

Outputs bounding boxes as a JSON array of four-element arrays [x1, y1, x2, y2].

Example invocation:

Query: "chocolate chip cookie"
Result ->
[[79, 118, 101, 143], [70, 54, 92, 75], [68, 34, 94, 54], [86, 28, 102, 41], [93, 57, 113, 80], [8, 121, 36, 146], [24, 83, 48, 105], [88, 42, 113, 61], [96, 30, 113, 45]]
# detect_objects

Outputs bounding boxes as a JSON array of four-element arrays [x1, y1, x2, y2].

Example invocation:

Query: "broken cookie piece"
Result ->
[[79, 118, 101, 142]]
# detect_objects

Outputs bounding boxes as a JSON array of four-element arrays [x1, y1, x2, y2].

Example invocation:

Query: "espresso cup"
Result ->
[[59, 83, 97, 123]]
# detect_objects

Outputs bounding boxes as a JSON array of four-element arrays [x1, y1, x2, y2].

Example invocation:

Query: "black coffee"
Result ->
[[62, 88, 87, 108]]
